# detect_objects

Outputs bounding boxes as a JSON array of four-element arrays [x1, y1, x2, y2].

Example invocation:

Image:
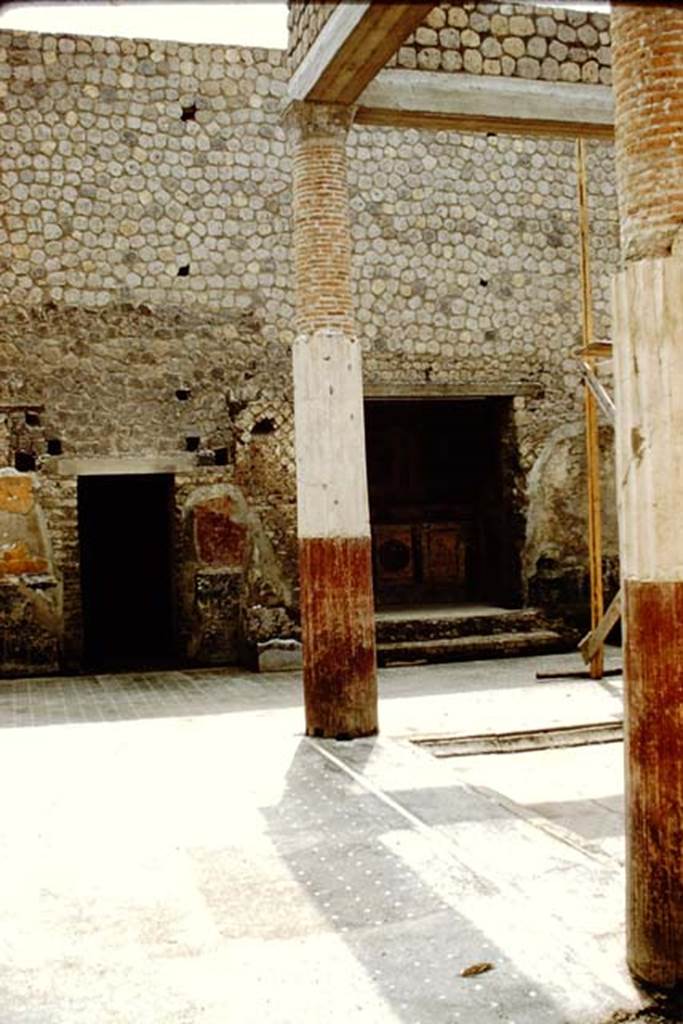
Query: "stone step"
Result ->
[[375, 606, 545, 645], [377, 629, 567, 667]]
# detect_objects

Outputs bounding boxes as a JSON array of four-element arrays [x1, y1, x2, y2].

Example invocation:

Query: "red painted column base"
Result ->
[[625, 579, 683, 989], [299, 536, 378, 739]]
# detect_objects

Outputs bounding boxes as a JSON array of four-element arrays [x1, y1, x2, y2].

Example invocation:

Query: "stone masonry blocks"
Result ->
[[385, 2, 612, 86]]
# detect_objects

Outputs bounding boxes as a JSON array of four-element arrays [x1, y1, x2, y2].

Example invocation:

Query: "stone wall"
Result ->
[[0, 26, 620, 673], [388, 2, 612, 84], [287, 2, 612, 87], [0, 30, 298, 671], [351, 126, 617, 419], [0, 33, 291, 310], [350, 123, 619, 622], [287, 1, 336, 74]]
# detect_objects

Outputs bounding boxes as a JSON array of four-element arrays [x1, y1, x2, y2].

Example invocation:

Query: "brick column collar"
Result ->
[[284, 100, 357, 143], [612, 3, 683, 261]]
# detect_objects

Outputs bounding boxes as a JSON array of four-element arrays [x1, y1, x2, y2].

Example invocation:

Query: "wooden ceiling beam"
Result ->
[[288, 3, 436, 106]]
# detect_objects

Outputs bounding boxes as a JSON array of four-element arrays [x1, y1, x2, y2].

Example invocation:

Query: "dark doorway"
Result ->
[[78, 474, 175, 670], [364, 398, 523, 609]]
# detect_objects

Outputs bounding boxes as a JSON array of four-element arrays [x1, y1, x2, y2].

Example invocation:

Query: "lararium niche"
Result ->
[[364, 398, 524, 610]]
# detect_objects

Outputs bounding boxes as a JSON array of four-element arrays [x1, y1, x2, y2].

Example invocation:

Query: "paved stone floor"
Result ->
[[0, 648, 646, 1024]]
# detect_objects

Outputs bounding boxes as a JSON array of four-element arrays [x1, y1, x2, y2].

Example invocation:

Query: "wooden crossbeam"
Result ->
[[579, 589, 622, 665], [288, 5, 436, 106], [577, 341, 613, 360], [582, 361, 616, 424]]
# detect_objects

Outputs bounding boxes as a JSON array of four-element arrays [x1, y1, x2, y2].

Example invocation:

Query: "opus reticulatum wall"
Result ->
[[0, 8, 620, 674]]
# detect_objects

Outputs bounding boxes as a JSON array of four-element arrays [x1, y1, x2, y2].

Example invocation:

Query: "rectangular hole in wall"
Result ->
[[77, 474, 176, 671]]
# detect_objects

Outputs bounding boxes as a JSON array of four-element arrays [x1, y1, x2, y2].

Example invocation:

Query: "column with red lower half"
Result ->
[[288, 101, 377, 739], [612, 3, 683, 988]]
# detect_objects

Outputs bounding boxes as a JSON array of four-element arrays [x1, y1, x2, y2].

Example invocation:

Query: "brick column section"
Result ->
[[612, 3, 683, 989], [287, 100, 378, 740]]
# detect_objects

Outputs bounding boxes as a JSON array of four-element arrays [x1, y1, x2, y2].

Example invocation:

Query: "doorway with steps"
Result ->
[[364, 397, 524, 614]]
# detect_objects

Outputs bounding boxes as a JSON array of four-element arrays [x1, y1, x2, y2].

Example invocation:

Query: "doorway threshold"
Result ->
[[375, 602, 511, 623], [375, 605, 568, 667]]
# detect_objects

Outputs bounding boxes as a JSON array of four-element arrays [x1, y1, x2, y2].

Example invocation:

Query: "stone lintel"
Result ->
[[364, 381, 543, 400], [58, 456, 198, 476]]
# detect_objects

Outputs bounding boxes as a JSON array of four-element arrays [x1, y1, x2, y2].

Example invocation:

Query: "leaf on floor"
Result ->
[[460, 962, 494, 977]]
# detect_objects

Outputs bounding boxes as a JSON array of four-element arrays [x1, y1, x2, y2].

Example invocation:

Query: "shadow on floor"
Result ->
[[260, 737, 566, 1024]]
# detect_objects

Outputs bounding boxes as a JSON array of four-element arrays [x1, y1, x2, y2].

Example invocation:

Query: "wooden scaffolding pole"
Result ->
[[576, 139, 604, 679]]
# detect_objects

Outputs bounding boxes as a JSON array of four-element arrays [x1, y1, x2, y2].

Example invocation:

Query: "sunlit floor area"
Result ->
[[0, 648, 641, 1024]]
